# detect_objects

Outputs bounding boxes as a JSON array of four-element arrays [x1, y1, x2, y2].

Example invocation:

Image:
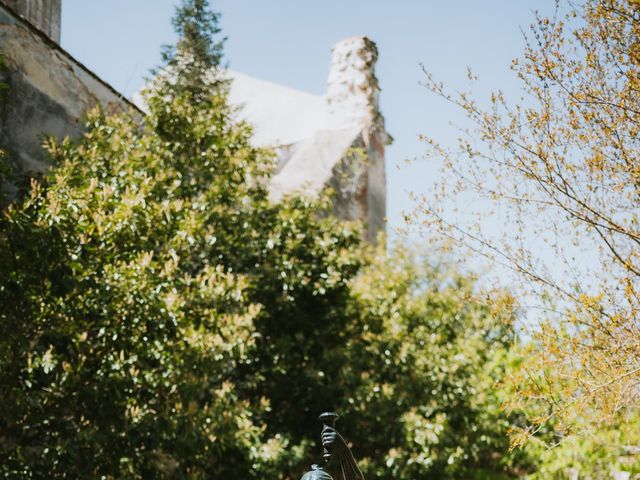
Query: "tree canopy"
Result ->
[[1, 0, 545, 478], [418, 0, 640, 474]]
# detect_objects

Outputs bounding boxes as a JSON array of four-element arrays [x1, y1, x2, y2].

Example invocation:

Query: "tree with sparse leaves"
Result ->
[[418, 0, 640, 475]]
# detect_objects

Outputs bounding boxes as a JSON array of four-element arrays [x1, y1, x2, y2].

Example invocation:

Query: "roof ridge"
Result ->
[[229, 69, 324, 100]]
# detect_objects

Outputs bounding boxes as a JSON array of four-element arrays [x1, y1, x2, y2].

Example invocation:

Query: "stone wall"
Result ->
[[0, 2, 135, 174], [3, 0, 60, 42], [1, 0, 389, 241]]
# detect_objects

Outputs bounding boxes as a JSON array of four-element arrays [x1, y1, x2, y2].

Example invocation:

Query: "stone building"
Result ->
[[0, 0, 133, 173], [226, 36, 390, 241], [0, 0, 390, 240]]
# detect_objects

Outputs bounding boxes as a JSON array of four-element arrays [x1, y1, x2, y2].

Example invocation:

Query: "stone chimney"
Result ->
[[325, 36, 390, 243], [4, 0, 61, 43], [326, 36, 381, 128]]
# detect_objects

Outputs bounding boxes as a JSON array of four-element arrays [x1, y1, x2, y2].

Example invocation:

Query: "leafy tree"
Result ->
[[338, 246, 535, 480], [418, 0, 640, 458], [0, 1, 360, 476], [525, 412, 640, 478], [158, 0, 227, 102], [0, 1, 534, 478], [0, 60, 268, 480]]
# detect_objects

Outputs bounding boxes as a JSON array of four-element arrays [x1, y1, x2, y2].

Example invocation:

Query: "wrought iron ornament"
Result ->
[[300, 412, 364, 480]]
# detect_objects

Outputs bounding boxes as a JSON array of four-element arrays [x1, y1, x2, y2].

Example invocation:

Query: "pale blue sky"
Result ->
[[61, 1, 551, 238]]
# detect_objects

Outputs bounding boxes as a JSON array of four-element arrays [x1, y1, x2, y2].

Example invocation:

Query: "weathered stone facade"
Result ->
[[0, 1, 134, 174], [1, 1, 390, 239]]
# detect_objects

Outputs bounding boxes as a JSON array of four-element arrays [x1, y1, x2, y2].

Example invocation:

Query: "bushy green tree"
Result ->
[[0, 1, 535, 478], [333, 246, 535, 479], [0, 2, 360, 477]]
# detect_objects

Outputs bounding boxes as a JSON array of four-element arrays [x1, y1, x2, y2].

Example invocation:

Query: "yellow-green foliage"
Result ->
[[419, 0, 640, 447], [0, 75, 362, 476], [533, 422, 640, 479], [339, 245, 535, 479], [0, 1, 537, 477], [0, 99, 533, 477]]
